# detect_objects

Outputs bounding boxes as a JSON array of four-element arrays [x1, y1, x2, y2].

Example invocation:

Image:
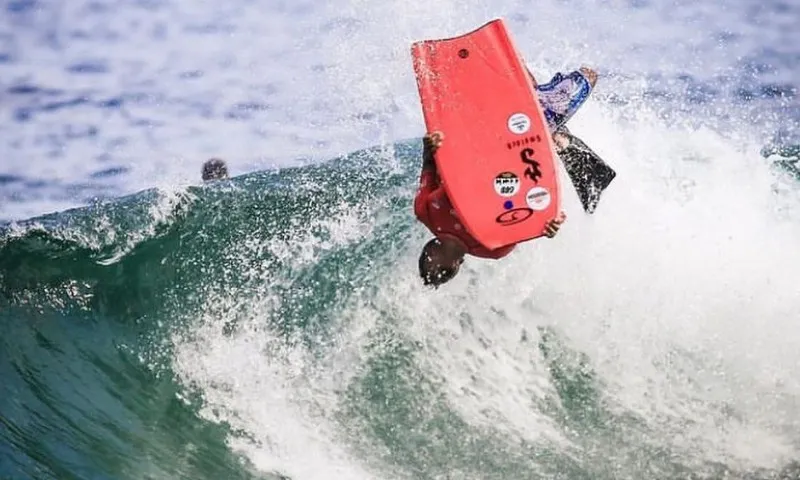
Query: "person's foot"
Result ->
[[579, 66, 598, 87]]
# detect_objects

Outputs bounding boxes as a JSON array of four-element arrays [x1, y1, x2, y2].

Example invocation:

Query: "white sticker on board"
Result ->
[[507, 113, 531, 134], [525, 186, 551, 211], [493, 172, 521, 197]]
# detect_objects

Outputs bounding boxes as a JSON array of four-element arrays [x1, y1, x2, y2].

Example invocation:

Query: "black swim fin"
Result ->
[[555, 127, 616, 214]]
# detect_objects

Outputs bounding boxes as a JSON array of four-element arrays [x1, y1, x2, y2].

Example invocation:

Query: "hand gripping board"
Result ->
[[411, 18, 561, 250]]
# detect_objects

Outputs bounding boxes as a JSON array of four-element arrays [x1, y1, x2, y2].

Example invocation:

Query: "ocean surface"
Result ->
[[2, 0, 800, 478]]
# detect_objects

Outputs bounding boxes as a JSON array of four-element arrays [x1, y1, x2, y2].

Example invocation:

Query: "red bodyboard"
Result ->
[[411, 18, 561, 250]]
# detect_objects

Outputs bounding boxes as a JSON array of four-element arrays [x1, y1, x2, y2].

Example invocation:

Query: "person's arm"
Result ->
[[415, 132, 445, 223], [471, 243, 516, 259]]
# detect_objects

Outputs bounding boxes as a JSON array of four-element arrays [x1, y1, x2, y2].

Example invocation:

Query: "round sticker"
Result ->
[[493, 172, 520, 197], [525, 187, 551, 211], [507, 113, 531, 134]]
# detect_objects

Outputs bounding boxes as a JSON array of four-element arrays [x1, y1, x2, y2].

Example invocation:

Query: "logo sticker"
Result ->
[[525, 187, 551, 211], [518, 148, 542, 183], [506, 135, 542, 150], [496, 208, 533, 226], [493, 172, 520, 197], [507, 113, 531, 134]]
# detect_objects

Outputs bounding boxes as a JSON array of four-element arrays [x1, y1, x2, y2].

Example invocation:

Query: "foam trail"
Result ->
[[173, 317, 376, 480]]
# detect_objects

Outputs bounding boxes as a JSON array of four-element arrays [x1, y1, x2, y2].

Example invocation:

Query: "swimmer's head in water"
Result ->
[[202, 158, 228, 181]]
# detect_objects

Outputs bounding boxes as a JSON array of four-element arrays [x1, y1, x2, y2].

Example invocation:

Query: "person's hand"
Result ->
[[544, 211, 567, 238], [423, 131, 444, 152], [579, 66, 598, 87]]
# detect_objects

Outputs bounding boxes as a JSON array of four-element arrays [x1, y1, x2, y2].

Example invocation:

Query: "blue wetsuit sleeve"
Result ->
[[535, 70, 593, 131]]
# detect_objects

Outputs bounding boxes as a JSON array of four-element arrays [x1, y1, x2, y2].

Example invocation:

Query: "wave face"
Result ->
[[1, 143, 418, 479], [3, 135, 800, 479], [2, 0, 800, 478]]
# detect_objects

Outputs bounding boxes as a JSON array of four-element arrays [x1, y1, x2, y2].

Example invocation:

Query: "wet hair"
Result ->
[[418, 238, 459, 287], [202, 158, 228, 181]]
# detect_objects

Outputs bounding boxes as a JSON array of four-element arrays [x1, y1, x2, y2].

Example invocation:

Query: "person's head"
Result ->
[[202, 158, 228, 181], [418, 237, 466, 288]]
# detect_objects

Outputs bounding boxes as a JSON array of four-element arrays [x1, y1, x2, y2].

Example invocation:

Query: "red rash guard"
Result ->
[[414, 168, 515, 259]]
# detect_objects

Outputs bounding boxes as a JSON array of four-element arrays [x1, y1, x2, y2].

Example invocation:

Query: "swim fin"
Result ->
[[555, 127, 616, 214]]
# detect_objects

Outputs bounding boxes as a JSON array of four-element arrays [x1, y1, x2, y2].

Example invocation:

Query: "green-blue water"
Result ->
[[2, 140, 800, 480]]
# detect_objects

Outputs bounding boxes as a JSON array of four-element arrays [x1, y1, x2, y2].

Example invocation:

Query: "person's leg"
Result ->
[[553, 126, 616, 214], [536, 68, 597, 131]]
